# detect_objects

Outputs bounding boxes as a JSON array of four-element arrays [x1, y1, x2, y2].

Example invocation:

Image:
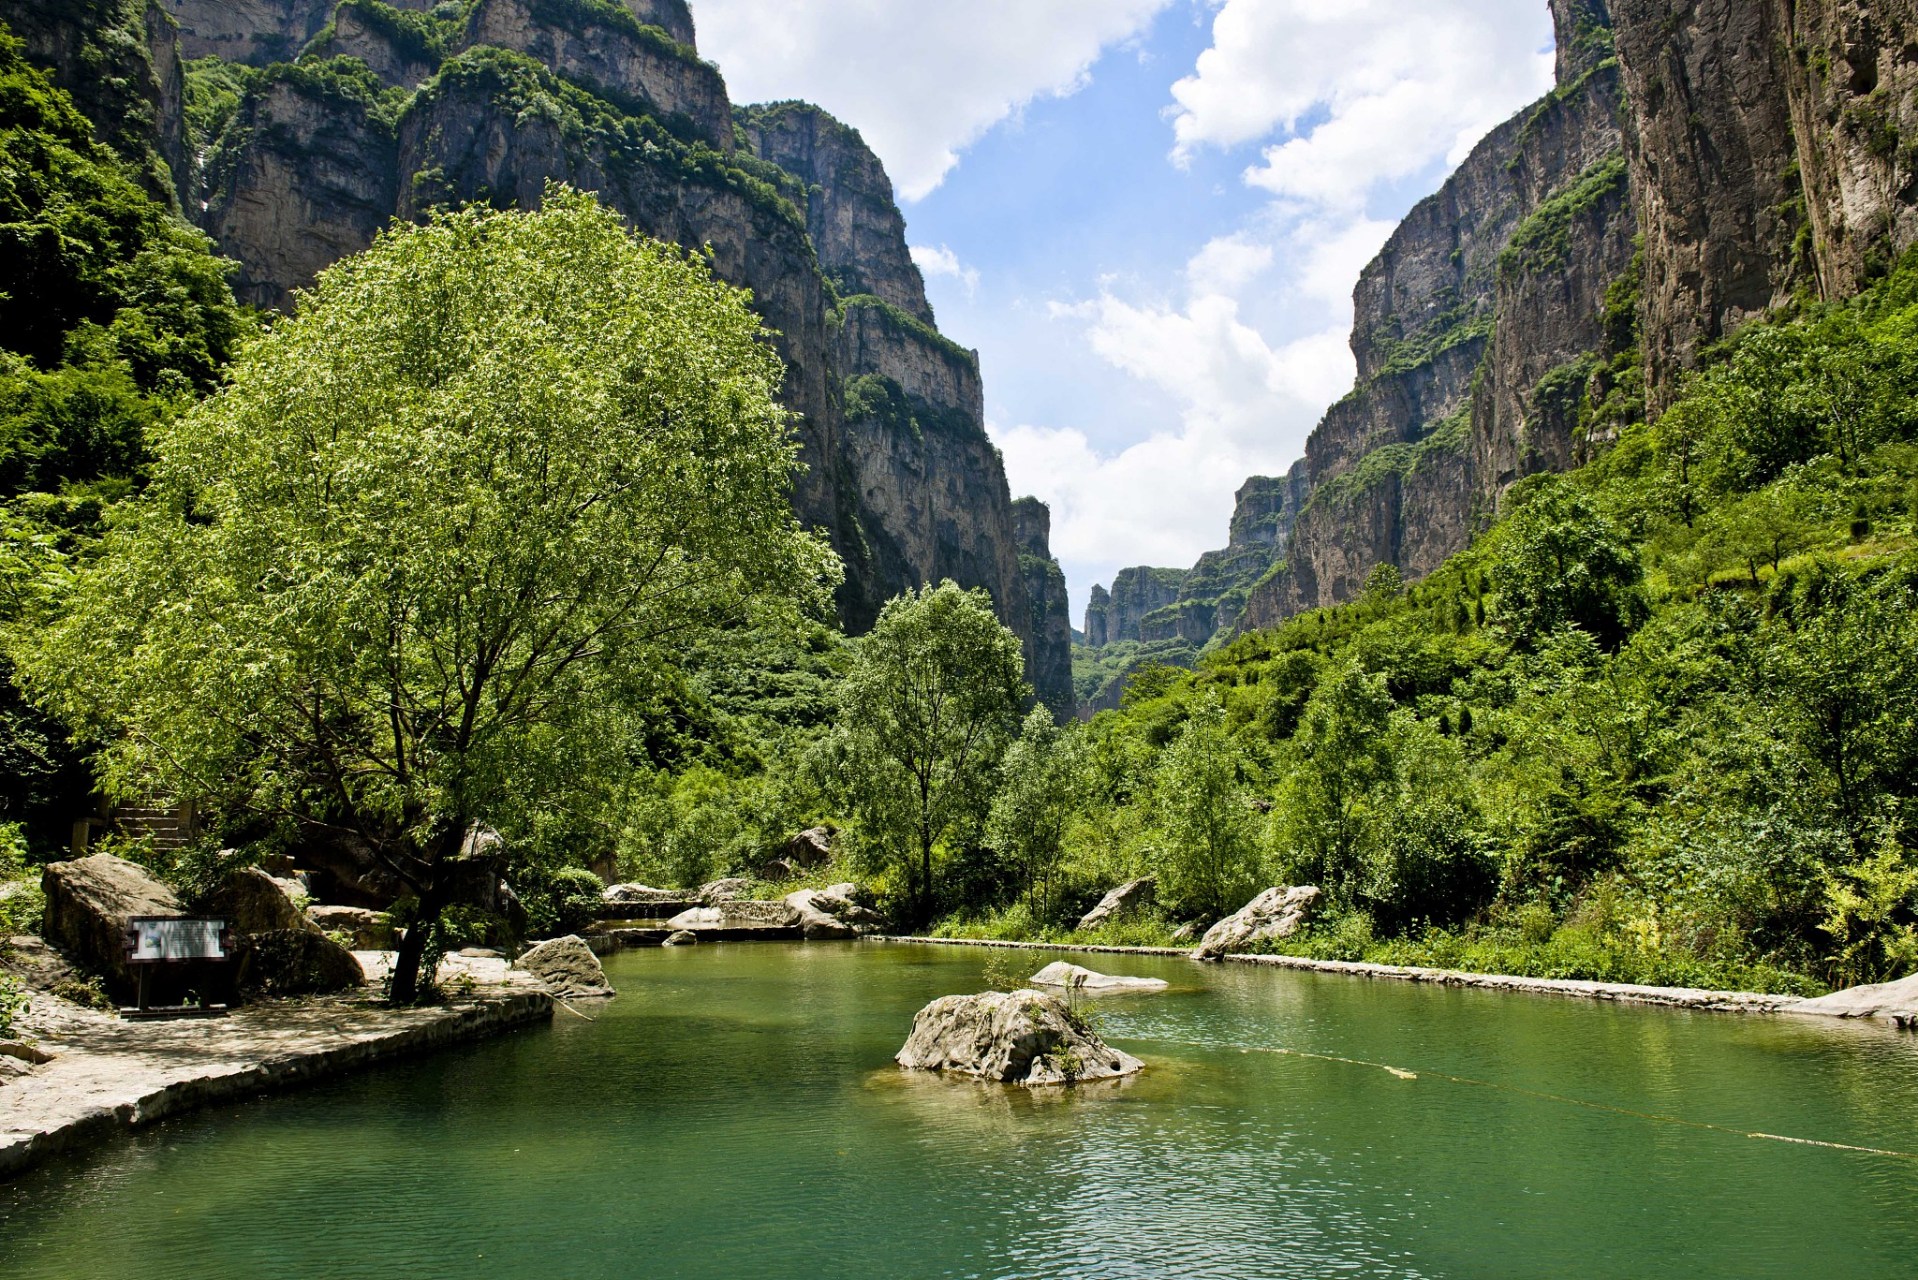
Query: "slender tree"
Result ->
[[824, 582, 1026, 926]]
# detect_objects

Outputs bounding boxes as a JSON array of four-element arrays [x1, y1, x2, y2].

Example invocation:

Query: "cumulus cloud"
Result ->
[[1170, 0, 1554, 207], [692, 0, 1172, 200], [911, 244, 980, 295], [1024, 0, 1552, 587]]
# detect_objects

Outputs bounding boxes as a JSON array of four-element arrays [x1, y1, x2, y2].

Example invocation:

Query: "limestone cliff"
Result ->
[[153, 0, 1072, 714], [1011, 499, 1074, 721], [1236, 0, 1633, 631]]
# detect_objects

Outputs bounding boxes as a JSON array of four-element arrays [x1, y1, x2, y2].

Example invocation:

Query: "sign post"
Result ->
[[122, 917, 233, 1019]]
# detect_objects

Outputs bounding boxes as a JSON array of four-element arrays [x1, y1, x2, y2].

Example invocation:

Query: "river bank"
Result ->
[[874, 936, 1812, 1015], [1, 953, 553, 1181]]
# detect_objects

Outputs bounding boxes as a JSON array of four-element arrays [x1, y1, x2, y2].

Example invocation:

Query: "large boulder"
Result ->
[[666, 899, 803, 939], [516, 935, 614, 999], [896, 989, 1145, 1086], [1076, 877, 1156, 932], [699, 878, 754, 905], [40, 854, 186, 999], [306, 905, 396, 949], [1030, 961, 1168, 993], [1790, 973, 1918, 1028], [786, 887, 887, 939], [1193, 886, 1322, 961], [205, 867, 310, 934], [232, 929, 365, 996], [784, 827, 835, 869]]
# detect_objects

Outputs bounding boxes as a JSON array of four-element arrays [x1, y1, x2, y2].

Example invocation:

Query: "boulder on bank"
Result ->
[[1030, 961, 1168, 993], [516, 935, 614, 999], [232, 929, 365, 996], [306, 904, 396, 950], [1790, 973, 1918, 1027], [667, 899, 802, 939], [1077, 877, 1156, 932], [205, 867, 309, 934], [896, 989, 1144, 1086], [1194, 886, 1322, 961], [40, 854, 186, 998], [699, 878, 754, 905], [786, 887, 887, 939]]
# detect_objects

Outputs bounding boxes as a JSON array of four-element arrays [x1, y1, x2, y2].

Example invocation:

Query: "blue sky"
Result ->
[[694, 0, 1557, 613]]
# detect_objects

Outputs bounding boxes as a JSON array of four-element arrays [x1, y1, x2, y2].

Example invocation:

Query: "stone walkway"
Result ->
[[1, 953, 552, 1180]]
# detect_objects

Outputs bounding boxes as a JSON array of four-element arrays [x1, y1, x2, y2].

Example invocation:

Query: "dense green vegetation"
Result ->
[[11, 191, 834, 1002]]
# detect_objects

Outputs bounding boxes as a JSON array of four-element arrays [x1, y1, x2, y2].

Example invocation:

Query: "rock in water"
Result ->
[[664, 930, 697, 946], [1029, 962, 1168, 993], [1790, 973, 1918, 1028], [40, 854, 186, 999], [896, 989, 1144, 1087], [1076, 877, 1156, 932], [1194, 886, 1322, 961], [517, 936, 614, 999]]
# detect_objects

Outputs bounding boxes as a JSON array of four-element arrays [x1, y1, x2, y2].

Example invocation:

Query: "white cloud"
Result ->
[[1021, 0, 1553, 589], [1169, 0, 1554, 209], [692, 0, 1172, 200], [910, 244, 980, 295]]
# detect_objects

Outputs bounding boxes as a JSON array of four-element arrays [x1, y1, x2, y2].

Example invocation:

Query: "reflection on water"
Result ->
[[3, 941, 1917, 1279]]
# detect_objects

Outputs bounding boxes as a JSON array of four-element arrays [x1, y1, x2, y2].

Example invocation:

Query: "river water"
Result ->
[[3, 942, 1916, 1278]]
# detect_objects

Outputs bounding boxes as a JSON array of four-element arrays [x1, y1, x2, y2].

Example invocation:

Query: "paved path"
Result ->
[[1, 953, 552, 1180]]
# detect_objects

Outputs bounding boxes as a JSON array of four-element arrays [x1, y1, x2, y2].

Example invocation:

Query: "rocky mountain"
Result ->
[[7, 0, 1074, 713]]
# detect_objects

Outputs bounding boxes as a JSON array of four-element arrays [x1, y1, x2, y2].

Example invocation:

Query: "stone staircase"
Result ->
[[112, 805, 194, 853]]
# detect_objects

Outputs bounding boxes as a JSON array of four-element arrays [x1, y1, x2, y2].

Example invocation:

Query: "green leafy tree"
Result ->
[[986, 706, 1085, 922], [1273, 663, 1396, 906], [823, 582, 1026, 927], [1491, 487, 1645, 650], [12, 190, 835, 1002], [1153, 694, 1261, 921]]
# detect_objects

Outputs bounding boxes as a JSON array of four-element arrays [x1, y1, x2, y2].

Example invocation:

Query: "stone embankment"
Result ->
[[1, 953, 552, 1181], [873, 938, 1822, 1017]]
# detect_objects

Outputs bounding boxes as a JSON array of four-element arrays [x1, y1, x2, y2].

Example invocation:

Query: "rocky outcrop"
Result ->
[[895, 989, 1144, 1086], [1011, 498, 1075, 719], [1789, 972, 1918, 1027], [462, 0, 731, 149], [1193, 886, 1321, 961], [201, 67, 400, 312], [1091, 567, 1186, 645], [1237, 2, 1633, 632], [163, 0, 342, 64], [305, 0, 441, 88], [740, 101, 933, 322], [785, 886, 886, 938], [515, 934, 613, 998], [39, 855, 185, 999], [7, 0, 193, 206], [666, 899, 802, 938], [1076, 877, 1155, 933], [1028, 962, 1167, 993]]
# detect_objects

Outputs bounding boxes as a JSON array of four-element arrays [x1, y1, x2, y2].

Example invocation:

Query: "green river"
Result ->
[[3, 942, 1917, 1278]]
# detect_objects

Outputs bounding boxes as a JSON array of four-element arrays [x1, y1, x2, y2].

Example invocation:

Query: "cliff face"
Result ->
[[740, 103, 936, 323], [4, 0, 192, 206], [152, 0, 1072, 715], [1236, 2, 1632, 631], [1611, 0, 1918, 406], [1010, 498, 1075, 721]]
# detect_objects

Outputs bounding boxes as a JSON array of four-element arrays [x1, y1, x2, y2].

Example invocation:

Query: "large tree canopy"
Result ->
[[13, 187, 837, 999]]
